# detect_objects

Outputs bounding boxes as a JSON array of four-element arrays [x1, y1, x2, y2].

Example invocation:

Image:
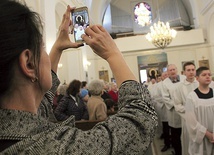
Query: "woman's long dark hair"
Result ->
[[0, 0, 43, 96], [67, 80, 81, 96]]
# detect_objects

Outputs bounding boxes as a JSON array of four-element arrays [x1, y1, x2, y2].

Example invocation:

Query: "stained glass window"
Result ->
[[134, 2, 152, 27]]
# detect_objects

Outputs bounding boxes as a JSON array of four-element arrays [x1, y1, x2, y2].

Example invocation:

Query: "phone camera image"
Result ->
[[72, 8, 89, 43]]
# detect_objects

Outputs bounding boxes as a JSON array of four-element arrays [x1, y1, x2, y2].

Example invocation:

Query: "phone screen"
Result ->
[[72, 7, 89, 43]]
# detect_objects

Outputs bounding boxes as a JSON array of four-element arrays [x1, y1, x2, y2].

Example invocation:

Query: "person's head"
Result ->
[[0, 1, 51, 101], [110, 82, 117, 91], [57, 84, 68, 96], [103, 81, 110, 91], [76, 15, 83, 22], [74, 23, 79, 29], [156, 75, 162, 82], [161, 71, 168, 81], [67, 80, 81, 96], [80, 89, 89, 102], [104, 99, 115, 112], [88, 80, 104, 96], [167, 64, 178, 79], [81, 81, 87, 88], [150, 78, 156, 84], [183, 62, 196, 81], [196, 66, 211, 86], [79, 25, 83, 31], [150, 70, 156, 77]]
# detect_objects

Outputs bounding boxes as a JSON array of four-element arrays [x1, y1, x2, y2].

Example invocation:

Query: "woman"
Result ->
[[108, 82, 119, 103], [87, 79, 107, 121], [80, 88, 89, 104], [105, 98, 116, 115], [0, 1, 157, 154], [54, 80, 89, 121]]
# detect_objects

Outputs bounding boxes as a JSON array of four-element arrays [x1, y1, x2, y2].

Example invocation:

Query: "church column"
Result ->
[[40, 0, 57, 54]]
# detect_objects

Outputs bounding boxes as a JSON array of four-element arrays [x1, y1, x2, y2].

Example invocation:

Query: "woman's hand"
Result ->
[[82, 25, 121, 61], [53, 5, 83, 52], [49, 5, 83, 72]]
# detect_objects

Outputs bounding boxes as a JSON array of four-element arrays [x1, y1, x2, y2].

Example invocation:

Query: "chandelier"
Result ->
[[146, 21, 177, 49]]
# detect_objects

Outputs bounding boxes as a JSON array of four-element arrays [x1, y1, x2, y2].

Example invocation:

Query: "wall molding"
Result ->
[[201, 0, 214, 15], [114, 29, 205, 52]]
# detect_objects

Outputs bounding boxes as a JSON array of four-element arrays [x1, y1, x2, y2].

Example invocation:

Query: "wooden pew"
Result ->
[[75, 120, 101, 131], [107, 111, 117, 116], [75, 111, 118, 131]]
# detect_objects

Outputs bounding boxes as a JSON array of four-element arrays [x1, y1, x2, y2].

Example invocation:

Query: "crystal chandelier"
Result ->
[[146, 21, 177, 49], [144, 0, 177, 49]]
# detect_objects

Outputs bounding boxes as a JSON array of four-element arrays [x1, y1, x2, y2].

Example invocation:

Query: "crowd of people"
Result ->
[[147, 62, 214, 155], [53, 79, 118, 122], [0, 1, 157, 154]]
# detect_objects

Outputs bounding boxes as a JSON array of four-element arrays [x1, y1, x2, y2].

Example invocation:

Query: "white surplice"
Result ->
[[173, 78, 198, 155], [162, 75, 186, 128], [156, 81, 168, 122], [185, 90, 214, 155]]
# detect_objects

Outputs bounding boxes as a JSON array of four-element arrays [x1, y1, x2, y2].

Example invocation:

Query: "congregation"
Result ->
[[53, 79, 118, 122]]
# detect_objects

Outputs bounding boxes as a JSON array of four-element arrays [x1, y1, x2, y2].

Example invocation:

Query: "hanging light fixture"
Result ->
[[145, 0, 177, 49], [146, 21, 177, 49]]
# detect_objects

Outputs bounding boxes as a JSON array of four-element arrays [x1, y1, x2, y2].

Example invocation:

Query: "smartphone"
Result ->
[[71, 7, 89, 43]]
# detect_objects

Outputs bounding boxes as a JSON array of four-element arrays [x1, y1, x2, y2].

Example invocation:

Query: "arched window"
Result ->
[[134, 2, 152, 27]]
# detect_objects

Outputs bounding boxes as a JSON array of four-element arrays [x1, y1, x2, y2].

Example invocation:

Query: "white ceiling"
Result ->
[[103, 0, 194, 34], [55, 0, 195, 35]]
